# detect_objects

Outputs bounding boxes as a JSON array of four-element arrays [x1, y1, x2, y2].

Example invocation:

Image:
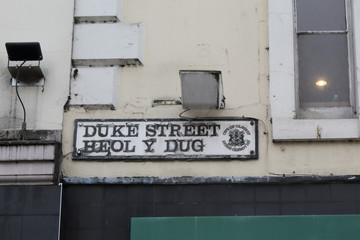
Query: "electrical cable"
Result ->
[[15, 60, 27, 131], [179, 109, 190, 118], [178, 109, 193, 122], [258, 118, 317, 177], [177, 110, 318, 177], [257, 118, 283, 176]]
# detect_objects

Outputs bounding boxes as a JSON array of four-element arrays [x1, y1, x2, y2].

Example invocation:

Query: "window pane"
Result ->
[[298, 34, 350, 107], [296, 0, 346, 31]]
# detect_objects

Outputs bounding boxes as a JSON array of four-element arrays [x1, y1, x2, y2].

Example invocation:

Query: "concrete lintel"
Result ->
[[0, 130, 62, 142]]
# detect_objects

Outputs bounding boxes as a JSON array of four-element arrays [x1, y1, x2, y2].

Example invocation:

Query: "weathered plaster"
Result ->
[[0, 0, 74, 130], [61, 0, 360, 179]]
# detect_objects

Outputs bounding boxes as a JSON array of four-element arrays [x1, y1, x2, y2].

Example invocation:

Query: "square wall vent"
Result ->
[[180, 70, 225, 109]]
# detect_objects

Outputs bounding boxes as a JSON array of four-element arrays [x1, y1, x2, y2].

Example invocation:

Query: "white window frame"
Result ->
[[269, 0, 360, 141]]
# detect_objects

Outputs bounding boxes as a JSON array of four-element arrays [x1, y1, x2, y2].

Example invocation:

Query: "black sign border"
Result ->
[[72, 118, 258, 161]]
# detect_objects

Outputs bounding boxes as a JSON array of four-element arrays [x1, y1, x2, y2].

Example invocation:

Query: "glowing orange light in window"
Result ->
[[316, 79, 327, 87]]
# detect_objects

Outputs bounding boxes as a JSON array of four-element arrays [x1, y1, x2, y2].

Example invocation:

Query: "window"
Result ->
[[269, 0, 360, 140], [296, 0, 354, 119]]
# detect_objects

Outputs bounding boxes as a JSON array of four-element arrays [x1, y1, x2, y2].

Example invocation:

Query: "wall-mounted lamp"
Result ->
[[5, 42, 45, 131], [6, 42, 45, 86], [179, 70, 225, 109]]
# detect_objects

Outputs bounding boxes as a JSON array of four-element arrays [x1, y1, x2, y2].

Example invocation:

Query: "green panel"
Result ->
[[131, 215, 360, 240], [131, 217, 196, 240]]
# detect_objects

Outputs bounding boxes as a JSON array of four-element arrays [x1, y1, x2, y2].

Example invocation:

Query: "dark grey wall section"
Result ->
[[61, 183, 360, 240], [0, 185, 61, 240]]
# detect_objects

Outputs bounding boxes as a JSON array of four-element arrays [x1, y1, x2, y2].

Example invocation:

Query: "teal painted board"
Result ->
[[131, 217, 196, 240], [131, 215, 360, 240]]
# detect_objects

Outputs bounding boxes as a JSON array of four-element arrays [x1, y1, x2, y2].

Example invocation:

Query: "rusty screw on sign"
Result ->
[[250, 150, 255, 155], [76, 150, 82, 156], [250, 120, 254, 126]]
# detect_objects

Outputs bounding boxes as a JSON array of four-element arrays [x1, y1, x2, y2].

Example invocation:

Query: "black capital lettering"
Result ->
[[98, 140, 111, 152], [111, 125, 126, 137], [146, 124, 157, 137], [156, 124, 169, 137], [169, 124, 181, 137], [197, 124, 208, 136], [97, 125, 109, 137], [83, 140, 96, 152], [127, 125, 139, 137], [142, 139, 157, 152], [111, 140, 124, 152], [184, 125, 195, 136], [192, 139, 204, 152], [179, 140, 191, 152], [84, 125, 96, 137], [208, 125, 221, 137], [124, 140, 136, 152], [164, 140, 177, 152]]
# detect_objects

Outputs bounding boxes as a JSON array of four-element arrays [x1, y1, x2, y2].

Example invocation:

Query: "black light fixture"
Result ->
[[6, 42, 45, 85], [5, 42, 45, 131]]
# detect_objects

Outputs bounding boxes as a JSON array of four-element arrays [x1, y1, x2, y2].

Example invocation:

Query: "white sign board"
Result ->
[[73, 118, 258, 160]]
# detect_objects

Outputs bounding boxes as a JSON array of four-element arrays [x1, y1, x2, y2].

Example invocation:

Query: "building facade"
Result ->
[[1, 0, 360, 239]]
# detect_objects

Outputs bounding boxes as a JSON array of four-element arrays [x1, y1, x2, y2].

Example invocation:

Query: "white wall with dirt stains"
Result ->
[[0, 0, 74, 130], [61, 0, 360, 179]]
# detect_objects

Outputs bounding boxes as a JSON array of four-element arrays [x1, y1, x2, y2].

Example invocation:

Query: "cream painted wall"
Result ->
[[0, 0, 74, 130], [62, 0, 360, 178]]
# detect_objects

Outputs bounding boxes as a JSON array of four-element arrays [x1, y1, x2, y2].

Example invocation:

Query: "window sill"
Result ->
[[272, 118, 359, 141]]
